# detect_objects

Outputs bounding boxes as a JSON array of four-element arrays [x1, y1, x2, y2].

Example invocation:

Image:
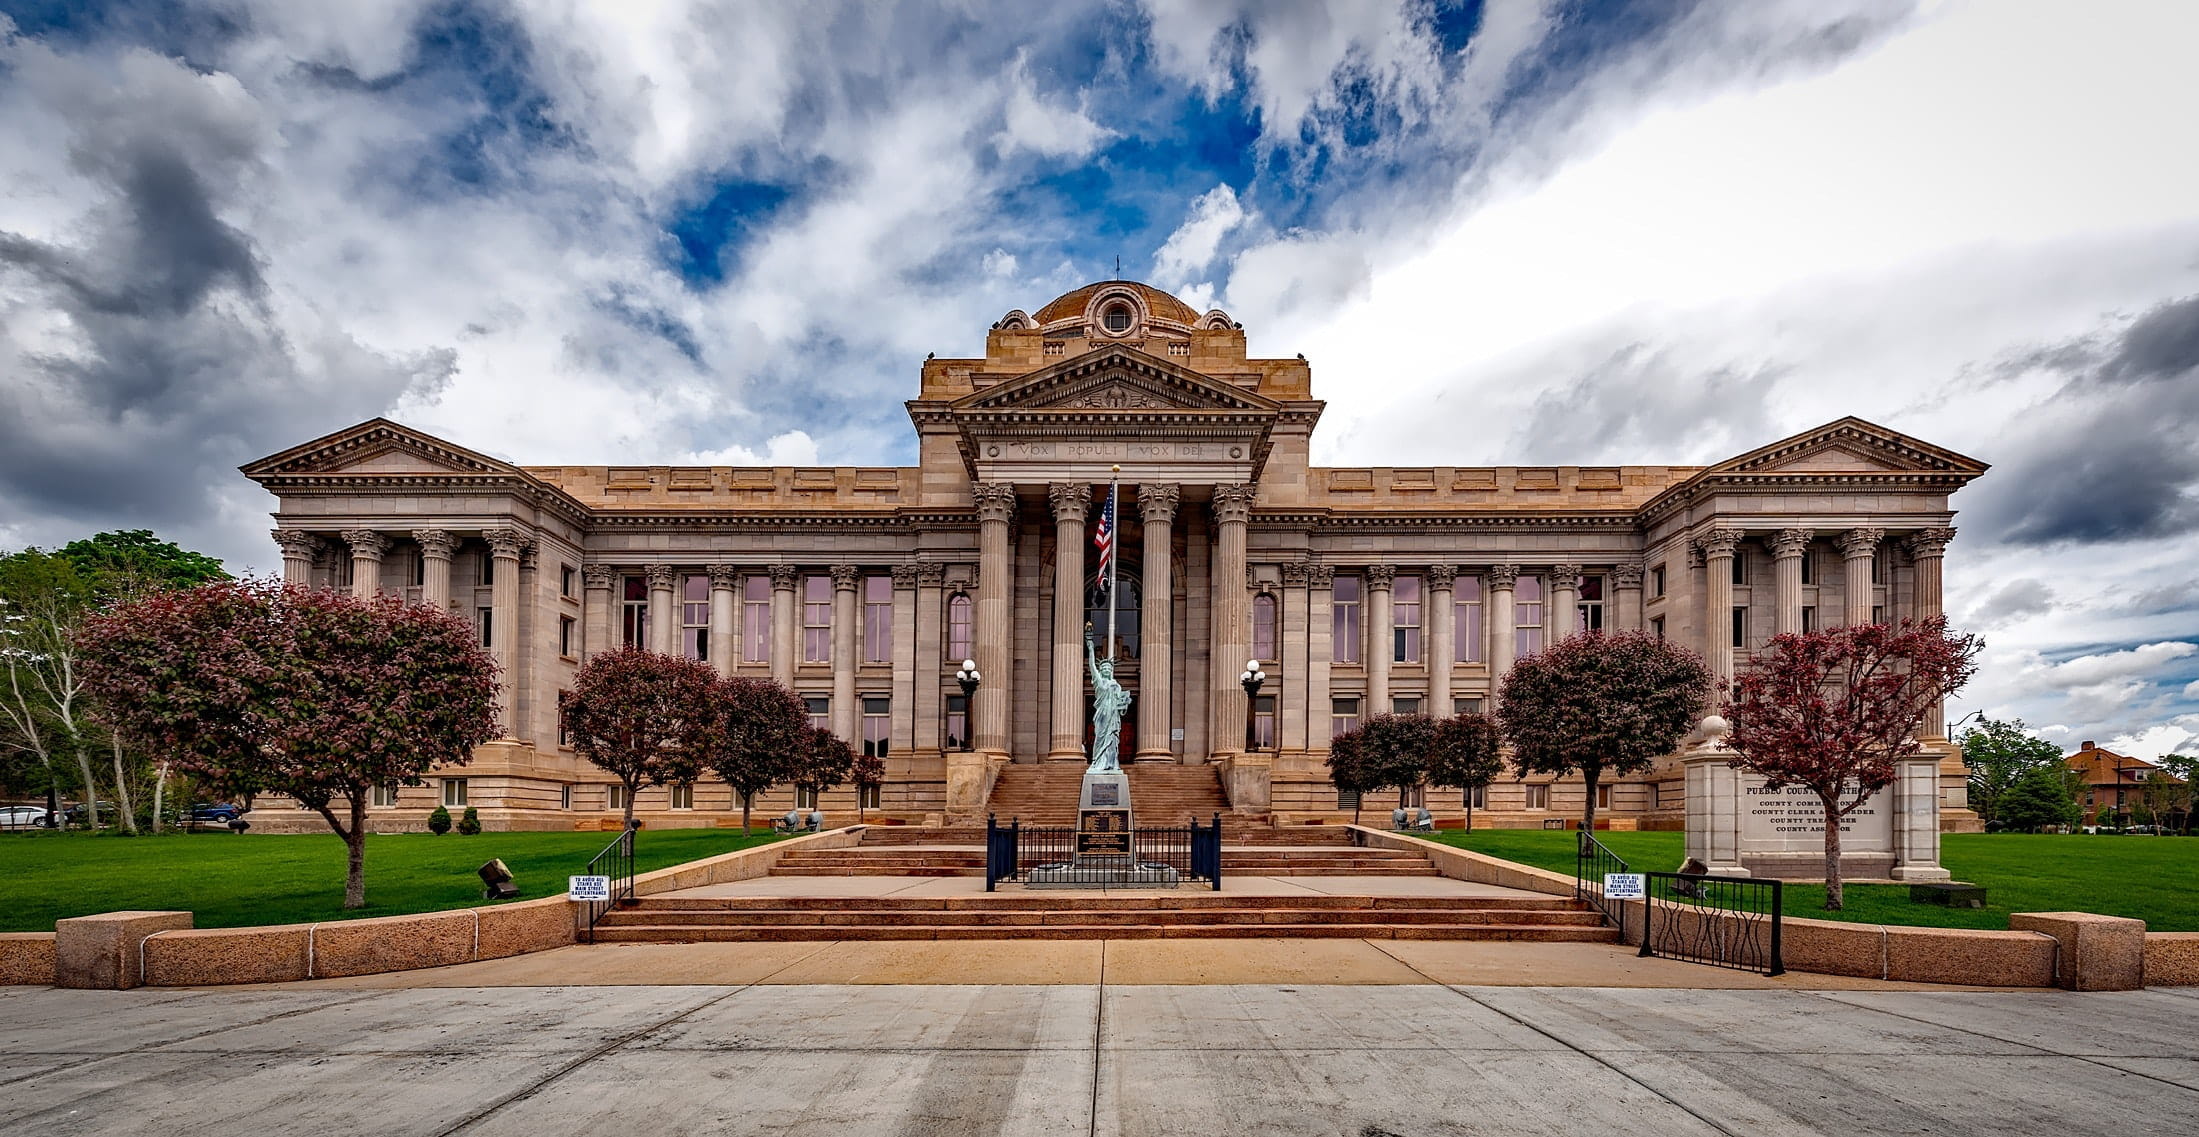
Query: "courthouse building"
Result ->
[[242, 280, 1987, 831]]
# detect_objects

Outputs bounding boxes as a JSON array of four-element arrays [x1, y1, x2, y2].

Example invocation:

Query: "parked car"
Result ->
[[0, 805, 52, 830], [60, 801, 121, 827], [189, 802, 242, 823]]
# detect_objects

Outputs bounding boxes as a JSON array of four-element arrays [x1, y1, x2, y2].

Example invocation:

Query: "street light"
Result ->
[[955, 659, 981, 752], [1240, 659, 1267, 752]]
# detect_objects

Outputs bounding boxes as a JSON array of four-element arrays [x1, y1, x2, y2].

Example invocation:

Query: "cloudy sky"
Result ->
[[3, 0, 2196, 757]]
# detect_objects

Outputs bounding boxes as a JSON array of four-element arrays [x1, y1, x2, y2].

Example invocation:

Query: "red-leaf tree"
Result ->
[[1327, 713, 1437, 823], [704, 676, 808, 833], [1427, 713, 1504, 831], [561, 646, 719, 828], [850, 749, 886, 822], [79, 580, 498, 909], [1722, 616, 1982, 909], [793, 727, 856, 819], [1498, 631, 1713, 832]]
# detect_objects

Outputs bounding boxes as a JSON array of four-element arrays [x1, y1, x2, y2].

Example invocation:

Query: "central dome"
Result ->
[[1033, 280, 1200, 326]]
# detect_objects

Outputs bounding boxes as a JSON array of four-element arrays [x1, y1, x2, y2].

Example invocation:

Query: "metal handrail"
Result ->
[[1638, 871, 1785, 976], [1574, 830, 1630, 927], [579, 823, 636, 943]]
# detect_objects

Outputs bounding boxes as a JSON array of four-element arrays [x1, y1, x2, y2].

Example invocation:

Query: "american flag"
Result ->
[[1092, 487, 1115, 591]]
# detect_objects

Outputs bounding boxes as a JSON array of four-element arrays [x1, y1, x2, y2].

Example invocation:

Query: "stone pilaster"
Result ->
[[1207, 483, 1256, 760], [1907, 527, 1955, 736], [272, 529, 321, 586], [484, 527, 531, 737], [1837, 528, 1884, 628], [1548, 563, 1581, 641], [972, 483, 1017, 757], [913, 562, 947, 754], [1363, 564, 1396, 716], [1279, 559, 1313, 751], [889, 565, 920, 756], [645, 564, 676, 655], [1137, 484, 1179, 760], [769, 564, 799, 686], [340, 529, 387, 600], [1307, 565, 1335, 747], [1772, 528, 1811, 636], [831, 564, 860, 742], [1611, 561, 1645, 632], [707, 564, 739, 677], [413, 529, 456, 610], [581, 564, 615, 660], [1696, 529, 1742, 686], [1485, 564, 1519, 683], [1427, 564, 1456, 717]]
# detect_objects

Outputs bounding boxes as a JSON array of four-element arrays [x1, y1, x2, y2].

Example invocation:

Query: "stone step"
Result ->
[[592, 923, 1622, 943], [626, 894, 1580, 912], [601, 908, 1605, 928]]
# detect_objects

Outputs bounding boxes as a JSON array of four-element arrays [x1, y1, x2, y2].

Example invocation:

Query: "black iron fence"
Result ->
[[1574, 831, 1630, 928], [1639, 871, 1784, 976], [579, 823, 636, 943], [985, 814, 1223, 890]]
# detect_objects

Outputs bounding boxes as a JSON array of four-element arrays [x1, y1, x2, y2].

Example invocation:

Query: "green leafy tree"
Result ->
[[1997, 765, 2082, 832], [2153, 756, 2196, 835], [1498, 631, 1713, 832], [2134, 768, 2191, 835], [560, 647, 718, 828], [0, 551, 103, 826], [58, 530, 229, 596], [1427, 713, 1503, 830], [1958, 716, 2065, 826], [703, 676, 809, 833]]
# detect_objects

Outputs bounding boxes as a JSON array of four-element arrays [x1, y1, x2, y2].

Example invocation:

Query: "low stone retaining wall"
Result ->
[[1355, 827, 2192, 989], [20, 828, 858, 988]]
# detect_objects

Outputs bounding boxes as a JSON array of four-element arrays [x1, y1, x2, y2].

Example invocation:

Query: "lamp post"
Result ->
[[1240, 659, 1266, 752], [955, 659, 980, 752]]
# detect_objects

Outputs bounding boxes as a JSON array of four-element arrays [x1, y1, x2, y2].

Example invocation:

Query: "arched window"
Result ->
[[1101, 303, 1134, 334], [1086, 572, 1141, 658], [1252, 593, 1277, 662], [946, 592, 972, 662]]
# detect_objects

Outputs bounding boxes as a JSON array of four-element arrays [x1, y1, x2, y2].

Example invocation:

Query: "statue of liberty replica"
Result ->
[[1086, 622, 1131, 774]]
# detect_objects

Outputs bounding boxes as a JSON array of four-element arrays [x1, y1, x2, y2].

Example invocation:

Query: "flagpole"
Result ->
[[1107, 466, 1121, 661]]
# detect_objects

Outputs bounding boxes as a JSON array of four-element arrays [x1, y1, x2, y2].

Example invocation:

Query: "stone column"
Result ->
[[1047, 482, 1090, 761], [913, 563, 946, 753], [1136, 484, 1180, 760], [645, 565, 676, 654], [484, 527, 529, 736], [581, 565, 615, 659], [272, 530, 321, 586], [1307, 565, 1334, 745], [413, 529, 456, 610], [1772, 528, 1811, 636], [1485, 564, 1519, 682], [1612, 561, 1645, 631], [831, 564, 860, 742], [1207, 483, 1256, 760], [707, 564, 739, 677], [890, 565, 920, 756], [1837, 528, 1884, 627], [1364, 564, 1395, 716], [972, 483, 1017, 757], [340, 529, 387, 599], [1279, 560, 1312, 752], [516, 543, 538, 739], [1698, 529, 1742, 687], [1548, 564, 1580, 641], [1427, 564, 1456, 717], [1907, 527, 1955, 736], [769, 565, 798, 686]]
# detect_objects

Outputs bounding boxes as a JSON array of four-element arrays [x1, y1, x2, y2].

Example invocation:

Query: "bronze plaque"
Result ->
[[1076, 830, 1132, 855]]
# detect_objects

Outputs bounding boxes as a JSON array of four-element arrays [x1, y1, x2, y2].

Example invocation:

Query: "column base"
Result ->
[[1132, 749, 1176, 763], [1044, 749, 1087, 763]]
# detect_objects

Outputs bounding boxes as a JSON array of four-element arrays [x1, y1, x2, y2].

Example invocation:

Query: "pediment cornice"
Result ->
[[950, 346, 1283, 415]]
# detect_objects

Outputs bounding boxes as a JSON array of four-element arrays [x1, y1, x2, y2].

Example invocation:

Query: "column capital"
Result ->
[[1771, 528, 1813, 559], [1307, 564, 1335, 587], [1136, 482, 1180, 524], [916, 561, 948, 588], [972, 482, 1018, 524], [1905, 527, 1956, 559], [1547, 563, 1582, 590], [272, 529, 323, 558], [1836, 527, 1886, 560], [1210, 482, 1257, 524], [483, 527, 531, 560], [769, 564, 800, 590], [581, 564, 617, 591], [1693, 528, 1743, 560], [890, 564, 921, 590], [1485, 563, 1520, 589], [340, 529, 389, 559], [708, 563, 741, 589], [1281, 560, 1312, 587], [1047, 481, 1090, 524], [830, 564, 861, 590], [1426, 564, 1456, 589], [410, 529, 457, 560], [1364, 564, 1396, 590], [1611, 561, 1645, 589], [645, 564, 677, 590]]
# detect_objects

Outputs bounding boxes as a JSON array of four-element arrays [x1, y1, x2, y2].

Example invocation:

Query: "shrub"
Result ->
[[427, 805, 452, 835], [457, 806, 481, 835]]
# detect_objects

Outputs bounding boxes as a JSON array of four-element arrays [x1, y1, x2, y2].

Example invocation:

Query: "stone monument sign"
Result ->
[[1683, 716, 1949, 881]]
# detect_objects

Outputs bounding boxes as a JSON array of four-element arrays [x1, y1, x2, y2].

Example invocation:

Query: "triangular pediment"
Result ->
[[1708, 418, 1989, 478], [241, 419, 521, 480], [954, 346, 1281, 413]]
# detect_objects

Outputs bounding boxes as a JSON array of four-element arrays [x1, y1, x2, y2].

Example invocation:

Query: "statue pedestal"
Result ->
[[1026, 770, 1180, 888]]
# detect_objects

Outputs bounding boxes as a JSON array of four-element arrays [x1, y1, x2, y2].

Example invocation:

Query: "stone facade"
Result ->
[[241, 280, 1989, 832]]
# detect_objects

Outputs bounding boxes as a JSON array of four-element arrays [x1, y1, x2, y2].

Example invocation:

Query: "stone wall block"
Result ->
[[0, 932, 58, 986], [144, 925, 312, 986], [311, 911, 477, 978], [2144, 932, 2199, 987], [55, 911, 194, 989], [2011, 911, 2148, 991], [1882, 925, 2056, 987], [475, 897, 580, 960]]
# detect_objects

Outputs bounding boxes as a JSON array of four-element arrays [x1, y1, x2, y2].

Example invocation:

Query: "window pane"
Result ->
[[803, 575, 831, 662], [1252, 594, 1277, 661], [947, 594, 973, 661], [1392, 575, 1420, 663], [804, 696, 829, 729]]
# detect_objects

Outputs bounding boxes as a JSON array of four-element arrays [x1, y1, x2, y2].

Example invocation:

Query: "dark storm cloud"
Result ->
[[1503, 342, 1783, 466], [1967, 295, 2199, 547], [1969, 578, 2058, 627]]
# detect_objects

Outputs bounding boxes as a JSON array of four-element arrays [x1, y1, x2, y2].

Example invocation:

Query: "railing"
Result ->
[[1574, 831, 1630, 928], [579, 823, 636, 943], [1639, 871, 1784, 976], [985, 814, 1223, 890]]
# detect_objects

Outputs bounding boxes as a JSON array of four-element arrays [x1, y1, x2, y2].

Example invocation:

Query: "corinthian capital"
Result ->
[[1836, 527, 1885, 561], [1210, 482, 1257, 524], [1306, 564, 1335, 587], [769, 564, 800, 590], [1281, 560, 1312, 587], [1693, 528, 1743, 560], [645, 564, 676, 590], [412, 529, 457, 560], [1426, 563, 1456, 590], [890, 564, 921, 589], [1484, 563, 1520, 589], [971, 482, 1018, 525], [1048, 481, 1091, 524], [830, 564, 861, 590], [1905, 527, 1956, 559], [581, 564, 618, 591], [272, 529, 323, 559], [1611, 562, 1645, 589], [708, 563, 741, 589], [1771, 528, 1813, 559], [340, 529, 389, 559], [1547, 564, 1582, 591], [1363, 564, 1396, 589], [916, 560, 948, 587], [1137, 482, 1180, 525], [483, 527, 531, 560]]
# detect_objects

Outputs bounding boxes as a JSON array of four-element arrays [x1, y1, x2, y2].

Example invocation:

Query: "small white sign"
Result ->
[[1170, 728, 1185, 741], [1603, 873, 1646, 900], [569, 875, 611, 902]]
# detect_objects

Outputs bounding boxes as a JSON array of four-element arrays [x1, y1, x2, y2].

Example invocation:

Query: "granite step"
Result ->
[[591, 922, 1622, 943]]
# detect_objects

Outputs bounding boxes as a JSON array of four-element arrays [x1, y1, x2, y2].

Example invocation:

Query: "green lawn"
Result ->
[[1416, 830, 2199, 932], [0, 827, 783, 932]]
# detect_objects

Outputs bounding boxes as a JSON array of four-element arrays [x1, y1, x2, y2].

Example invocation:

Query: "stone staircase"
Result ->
[[768, 825, 1441, 877], [590, 893, 1616, 943], [983, 763, 1238, 827]]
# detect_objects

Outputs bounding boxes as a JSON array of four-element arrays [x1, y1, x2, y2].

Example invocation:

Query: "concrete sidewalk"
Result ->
[[2, 982, 2193, 1135]]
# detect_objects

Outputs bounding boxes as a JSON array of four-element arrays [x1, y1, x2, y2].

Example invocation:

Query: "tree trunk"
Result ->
[[1582, 770, 1599, 833], [345, 797, 369, 910], [151, 762, 170, 834], [110, 735, 138, 834], [70, 739, 99, 829], [741, 793, 752, 835], [1821, 788, 1846, 910], [622, 779, 638, 828]]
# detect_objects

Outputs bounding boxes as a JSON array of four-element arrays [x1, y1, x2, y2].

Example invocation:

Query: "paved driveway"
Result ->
[[2, 981, 2194, 1135]]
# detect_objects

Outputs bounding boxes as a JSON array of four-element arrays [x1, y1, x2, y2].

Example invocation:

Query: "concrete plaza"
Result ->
[[3, 974, 2195, 1136]]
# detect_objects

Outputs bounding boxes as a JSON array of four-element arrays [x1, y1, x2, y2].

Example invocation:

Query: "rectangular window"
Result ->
[[559, 615, 576, 658], [1392, 697, 1421, 715], [442, 778, 468, 808], [556, 691, 571, 747], [476, 607, 493, 649], [1332, 576, 1362, 663], [559, 784, 572, 810], [1596, 784, 1613, 810], [1872, 604, 1885, 625], [804, 696, 829, 730], [859, 784, 881, 810], [1466, 785, 1487, 810], [1454, 696, 1484, 715], [478, 554, 494, 587], [1732, 606, 1748, 648], [1801, 605, 1817, 633], [1651, 564, 1666, 598], [1253, 694, 1276, 749], [944, 694, 969, 751], [1524, 784, 1549, 811], [560, 565, 575, 598], [1515, 575, 1544, 658], [1399, 784, 1426, 809], [606, 784, 627, 812], [1337, 788, 1361, 810], [1651, 615, 1665, 641], [1454, 576, 1483, 663], [1800, 550, 1815, 585], [946, 593, 973, 662], [1731, 549, 1747, 585], [862, 576, 892, 664], [1330, 696, 1360, 739], [411, 553, 426, 588], [371, 783, 399, 808], [621, 576, 648, 647], [1252, 593, 1278, 662], [1577, 574, 1605, 633], [743, 576, 771, 663], [802, 575, 832, 663], [681, 574, 710, 661], [1392, 575, 1422, 663], [862, 696, 890, 757], [669, 784, 693, 810], [796, 786, 819, 810], [1871, 551, 1884, 585]]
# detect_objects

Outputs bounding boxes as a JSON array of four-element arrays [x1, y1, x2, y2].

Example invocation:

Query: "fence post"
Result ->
[[1767, 879, 1785, 976], [1637, 877, 1655, 958]]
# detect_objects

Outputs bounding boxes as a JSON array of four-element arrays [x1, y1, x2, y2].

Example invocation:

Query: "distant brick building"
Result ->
[[2066, 740, 2181, 817]]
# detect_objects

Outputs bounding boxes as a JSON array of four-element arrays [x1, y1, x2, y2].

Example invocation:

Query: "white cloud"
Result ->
[[688, 431, 819, 467], [993, 51, 1114, 160], [1152, 184, 1247, 293], [2108, 718, 2199, 760]]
